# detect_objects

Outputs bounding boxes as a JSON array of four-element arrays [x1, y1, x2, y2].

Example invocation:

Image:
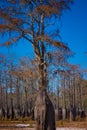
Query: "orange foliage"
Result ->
[[0, 24, 11, 30], [10, 69, 37, 79], [35, 4, 60, 16], [35, 34, 51, 43], [0, 37, 21, 46], [0, 11, 23, 26], [35, 35, 70, 51], [0, 41, 11, 46], [0, 11, 10, 20], [34, 0, 73, 16], [11, 18, 23, 25], [53, 40, 70, 50]]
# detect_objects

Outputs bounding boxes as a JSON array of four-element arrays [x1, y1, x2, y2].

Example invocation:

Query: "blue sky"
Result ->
[[0, 0, 87, 70], [60, 0, 87, 69]]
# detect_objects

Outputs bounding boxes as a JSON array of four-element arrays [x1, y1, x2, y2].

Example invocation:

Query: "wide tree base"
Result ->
[[34, 90, 56, 130]]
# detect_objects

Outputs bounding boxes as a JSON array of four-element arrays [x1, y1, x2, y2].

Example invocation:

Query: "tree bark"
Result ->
[[34, 90, 56, 130], [35, 53, 55, 129]]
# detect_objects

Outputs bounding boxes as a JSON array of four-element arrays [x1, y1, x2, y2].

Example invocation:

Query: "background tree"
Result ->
[[0, 56, 87, 122]]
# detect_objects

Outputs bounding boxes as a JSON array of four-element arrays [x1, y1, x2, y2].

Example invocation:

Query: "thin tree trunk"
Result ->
[[10, 75, 14, 119], [16, 78, 21, 117], [0, 74, 5, 118], [5, 78, 9, 118], [62, 76, 66, 120], [72, 77, 76, 121]]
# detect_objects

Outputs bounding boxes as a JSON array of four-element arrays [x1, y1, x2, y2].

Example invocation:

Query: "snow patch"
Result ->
[[16, 124, 30, 127]]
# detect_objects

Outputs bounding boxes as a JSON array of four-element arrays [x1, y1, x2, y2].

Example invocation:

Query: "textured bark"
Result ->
[[62, 108, 66, 120], [34, 90, 56, 130]]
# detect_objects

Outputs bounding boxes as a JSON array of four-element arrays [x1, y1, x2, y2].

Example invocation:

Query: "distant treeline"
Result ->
[[0, 56, 87, 121]]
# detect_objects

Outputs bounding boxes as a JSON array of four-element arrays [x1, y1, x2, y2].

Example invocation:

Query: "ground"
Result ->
[[0, 127, 86, 130], [0, 120, 87, 130]]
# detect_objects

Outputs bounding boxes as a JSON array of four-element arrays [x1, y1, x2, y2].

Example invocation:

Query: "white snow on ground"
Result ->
[[16, 124, 30, 127], [56, 128, 86, 130]]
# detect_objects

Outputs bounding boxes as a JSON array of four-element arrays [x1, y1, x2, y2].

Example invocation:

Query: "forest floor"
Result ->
[[0, 127, 86, 130], [0, 120, 87, 130]]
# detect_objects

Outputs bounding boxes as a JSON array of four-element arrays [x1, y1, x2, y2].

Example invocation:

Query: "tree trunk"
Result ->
[[34, 50, 56, 129], [5, 81, 9, 119], [62, 76, 66, 120], [34, 90, 56, 130], [34, 10, 56, 128], [9, 75, 14, 119], [16, 78, 21, 117]]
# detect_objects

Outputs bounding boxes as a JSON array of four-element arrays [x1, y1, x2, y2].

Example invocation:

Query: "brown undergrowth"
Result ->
[[56, 120, 87, 128], [0, 119, 87, 128]]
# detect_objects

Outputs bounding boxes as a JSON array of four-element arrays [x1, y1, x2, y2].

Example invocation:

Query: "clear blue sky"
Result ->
[[0, 0, 87, 69], [60, 0, 87, 69]]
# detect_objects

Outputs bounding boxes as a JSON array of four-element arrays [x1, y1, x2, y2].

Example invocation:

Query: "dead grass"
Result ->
[[0, 128, 33, 130], [56, 120, 87, 128], [0, 120, 87, 129]]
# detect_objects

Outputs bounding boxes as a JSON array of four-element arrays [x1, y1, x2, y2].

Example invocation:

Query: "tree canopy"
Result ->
[[0, 0, 73, 50]]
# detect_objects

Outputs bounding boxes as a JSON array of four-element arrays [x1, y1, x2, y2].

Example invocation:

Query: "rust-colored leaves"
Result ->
[[35, 34, 51, 43], [0, 11, 23, 26], [53, 40, 70, 50], [0, 11, 10, 20], [0, 24, 13, 33], [35, 4, 60, 16], [11, 18, 23, 25], [0, 24, 11, 30]]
